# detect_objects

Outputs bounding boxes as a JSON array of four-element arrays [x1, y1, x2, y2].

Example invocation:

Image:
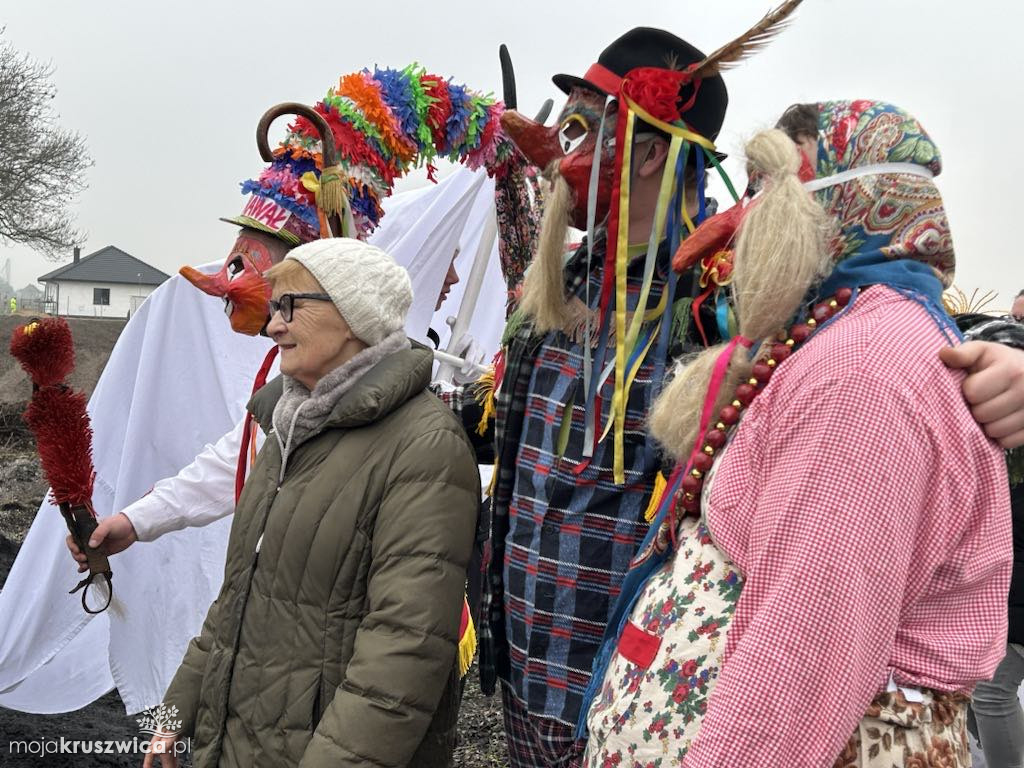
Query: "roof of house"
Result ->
[[17, 284, 43, 296], [38, 246, 171, 286]]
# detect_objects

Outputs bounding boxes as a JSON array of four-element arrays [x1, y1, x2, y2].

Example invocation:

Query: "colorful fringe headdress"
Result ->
[[226, 65, 515, 243]]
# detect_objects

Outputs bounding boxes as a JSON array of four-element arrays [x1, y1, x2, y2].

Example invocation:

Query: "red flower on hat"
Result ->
[[622, 67, 688, 124]]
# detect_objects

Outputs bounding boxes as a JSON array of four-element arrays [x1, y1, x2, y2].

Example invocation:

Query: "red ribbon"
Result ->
[[581, 62, 624, 95], [696, 335, 752, 447], [668, 335, 753, 549], [235, 345, 280, 503]]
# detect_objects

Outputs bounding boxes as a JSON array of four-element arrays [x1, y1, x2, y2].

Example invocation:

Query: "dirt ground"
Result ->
[[0, 313, 508, 767]]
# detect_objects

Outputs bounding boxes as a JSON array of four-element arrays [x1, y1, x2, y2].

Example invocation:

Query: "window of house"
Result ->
[[93, 288, 110, 305]]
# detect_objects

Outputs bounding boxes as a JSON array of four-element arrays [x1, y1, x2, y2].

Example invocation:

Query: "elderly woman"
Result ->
[[579, 102, 1013, 767], [146, 238, 479, 768]]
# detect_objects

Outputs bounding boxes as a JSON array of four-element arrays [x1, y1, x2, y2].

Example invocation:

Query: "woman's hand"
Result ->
[[941, 341, 1024, 448], [141, 732, 181, 768]]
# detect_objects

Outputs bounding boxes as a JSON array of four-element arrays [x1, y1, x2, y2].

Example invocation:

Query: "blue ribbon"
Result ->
[[715, 291, 732, 341]]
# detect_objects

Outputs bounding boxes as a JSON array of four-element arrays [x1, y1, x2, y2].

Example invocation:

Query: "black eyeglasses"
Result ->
[[268, 293, 332, 323]]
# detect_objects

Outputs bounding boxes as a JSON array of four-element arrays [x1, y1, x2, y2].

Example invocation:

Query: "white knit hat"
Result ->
[[285, 238, 412, 346]]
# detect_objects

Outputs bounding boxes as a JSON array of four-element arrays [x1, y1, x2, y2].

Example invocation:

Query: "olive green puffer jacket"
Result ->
[[163, 344, 479, 767]]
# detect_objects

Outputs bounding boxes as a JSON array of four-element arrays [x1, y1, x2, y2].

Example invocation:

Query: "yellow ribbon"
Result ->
[[600, 322, 660, 445], [679, 172, 697, 235], [623, 135, 683, 363], [301, 171, 355, 238], [612, 110, 636, 486], [644, 471, 668, 523], [621, 94, 717, 152], [606, 99, 718, 485]]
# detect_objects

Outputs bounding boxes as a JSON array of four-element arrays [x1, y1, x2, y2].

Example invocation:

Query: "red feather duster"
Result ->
[[9, 317, 111, 611], [23, 386, 96, 507], [9, 318, 97, 510], [8, 316, 75, 387]]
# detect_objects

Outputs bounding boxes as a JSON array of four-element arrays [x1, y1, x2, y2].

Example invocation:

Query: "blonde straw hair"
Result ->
[[650, 129, 830, 460], [518, 170, 574, 333]]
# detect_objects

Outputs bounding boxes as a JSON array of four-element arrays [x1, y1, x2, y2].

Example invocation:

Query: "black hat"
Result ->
[[552, 27, 728, 142]]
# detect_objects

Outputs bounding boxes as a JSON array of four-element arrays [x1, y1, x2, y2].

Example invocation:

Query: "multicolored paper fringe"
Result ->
[[240, 64, 514, 239]]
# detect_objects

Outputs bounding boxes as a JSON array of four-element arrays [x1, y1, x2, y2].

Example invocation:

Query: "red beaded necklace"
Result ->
[[675, 286, 854, 516]]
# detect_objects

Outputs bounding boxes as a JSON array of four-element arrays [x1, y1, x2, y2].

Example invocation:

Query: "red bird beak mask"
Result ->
[[501, 90, 617, 231], [179, 234, 277, 336]]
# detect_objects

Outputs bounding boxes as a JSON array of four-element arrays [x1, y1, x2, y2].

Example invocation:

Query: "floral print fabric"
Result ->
[[832, 689, 971, 768], [583, 516, 742, 767], [583, 510, 972, 768]]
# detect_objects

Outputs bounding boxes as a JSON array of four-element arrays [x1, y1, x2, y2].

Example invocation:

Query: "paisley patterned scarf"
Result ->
[[814, 100, 954, 288]]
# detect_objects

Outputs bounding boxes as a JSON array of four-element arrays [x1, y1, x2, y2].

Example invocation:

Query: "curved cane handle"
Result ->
[[255, 102, 345, 237]]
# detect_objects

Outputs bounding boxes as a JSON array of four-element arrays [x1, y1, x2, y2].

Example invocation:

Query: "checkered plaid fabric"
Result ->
[[480, 236, 700, 727], [501, 682, 586, 768]]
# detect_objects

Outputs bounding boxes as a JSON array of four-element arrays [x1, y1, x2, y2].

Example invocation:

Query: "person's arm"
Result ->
[[123, 416, 255, 541], [683, 373, 966, 767], [68, 416, 257, 570], [299, 427, 478, 768], [941, 341, 1024, 449]]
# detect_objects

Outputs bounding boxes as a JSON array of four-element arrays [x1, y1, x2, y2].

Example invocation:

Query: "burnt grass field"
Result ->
[[0, 314, 507, 767]]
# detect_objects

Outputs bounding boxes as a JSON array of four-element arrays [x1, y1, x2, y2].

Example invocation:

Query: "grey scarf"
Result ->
[[271, 329, 410, 478]]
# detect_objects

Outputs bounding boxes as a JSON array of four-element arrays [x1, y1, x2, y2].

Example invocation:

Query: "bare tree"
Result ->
[[0, 34, 92, 260]]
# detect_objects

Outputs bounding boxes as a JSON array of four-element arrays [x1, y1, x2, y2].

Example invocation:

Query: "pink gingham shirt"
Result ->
[[685, 286, 1012, 767]]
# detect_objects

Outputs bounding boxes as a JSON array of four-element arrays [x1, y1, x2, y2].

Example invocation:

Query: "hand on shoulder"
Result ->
[[940, 340, 1024, 448]]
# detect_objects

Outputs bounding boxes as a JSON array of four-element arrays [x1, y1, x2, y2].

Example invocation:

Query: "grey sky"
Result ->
[[3, 0, 1021, 312]]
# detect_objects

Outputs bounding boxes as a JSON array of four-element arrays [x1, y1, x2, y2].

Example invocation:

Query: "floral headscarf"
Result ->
[[815, 100, 954, 287]]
